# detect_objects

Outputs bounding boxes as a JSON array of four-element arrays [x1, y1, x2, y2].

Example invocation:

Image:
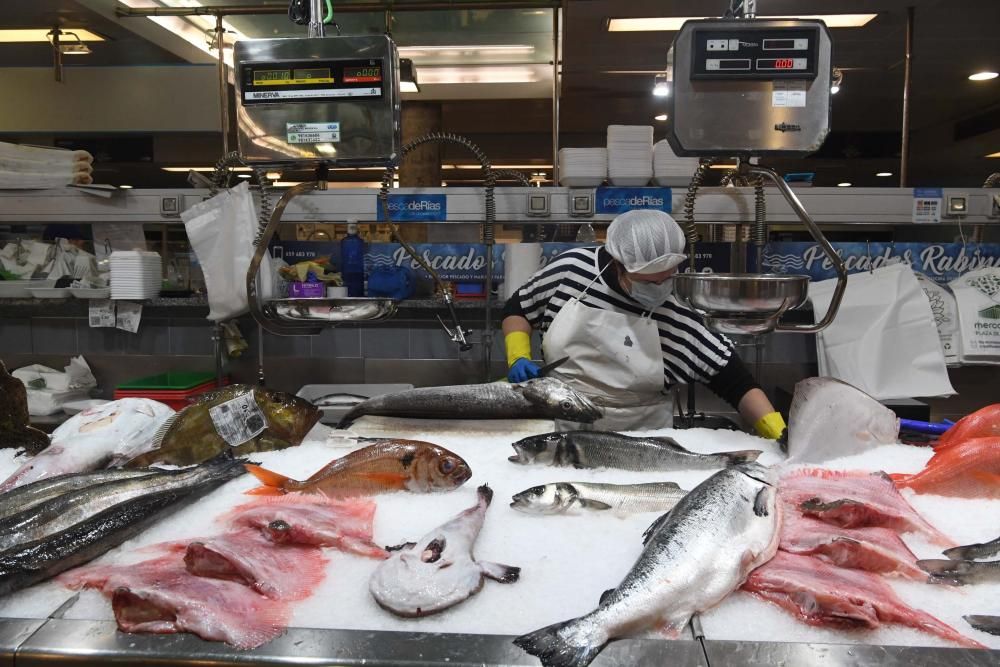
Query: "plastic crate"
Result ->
[[116, 371, 217, 391], [114, 376, 227, 410]]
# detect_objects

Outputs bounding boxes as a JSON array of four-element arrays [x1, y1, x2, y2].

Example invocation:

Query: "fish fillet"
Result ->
[[780, 511, 924, 580], [63, 555, 289, 650], [184, 529, 328, 600], [935, 404, 1000, 450], [780, 468, 953, 546], [224, 494, 387, 559], [892, 437, 1000, 499], [743, 551, 983, 648]]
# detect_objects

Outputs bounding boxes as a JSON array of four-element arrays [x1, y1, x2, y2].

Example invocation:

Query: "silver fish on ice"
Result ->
[[513, 463, 781, 667], [510, 481, 688, 515]]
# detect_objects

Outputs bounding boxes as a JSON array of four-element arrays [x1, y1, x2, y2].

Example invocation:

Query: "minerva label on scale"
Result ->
[[287, 122, 340, 144]]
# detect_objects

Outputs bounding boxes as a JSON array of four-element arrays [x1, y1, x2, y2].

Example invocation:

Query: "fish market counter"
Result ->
[[0, 419, 998, 666]]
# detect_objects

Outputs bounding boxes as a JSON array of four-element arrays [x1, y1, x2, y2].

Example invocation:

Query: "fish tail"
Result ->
[[244, 464, 292, 494], [888, 472, 909, 483], [336, 409, 360, 429], [720, 449, 762, 465], [513, 615, 606, 667]]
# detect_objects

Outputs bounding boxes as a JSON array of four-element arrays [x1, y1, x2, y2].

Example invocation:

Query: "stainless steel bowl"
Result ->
[[268, 298, 397, 323], [673, 273, 810, 335]]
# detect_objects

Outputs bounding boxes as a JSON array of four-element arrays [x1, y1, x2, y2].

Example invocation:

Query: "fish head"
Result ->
[[413, 444, 472, 491], [252, 388, 322, 443], [517, 378, 603, 423], [510, 483, 571, 514], [509, 432, 565, 464]]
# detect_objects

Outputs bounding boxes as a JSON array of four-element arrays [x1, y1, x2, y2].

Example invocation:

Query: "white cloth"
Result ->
[[542, 282, 671, 431], [809, 263, 955, 399]]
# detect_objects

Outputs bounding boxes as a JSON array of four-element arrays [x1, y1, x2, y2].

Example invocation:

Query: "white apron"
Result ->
[[541, 273, 672, 431]]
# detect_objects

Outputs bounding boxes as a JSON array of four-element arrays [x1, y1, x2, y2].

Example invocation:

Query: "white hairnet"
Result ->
[[605, 209, 687, 274]]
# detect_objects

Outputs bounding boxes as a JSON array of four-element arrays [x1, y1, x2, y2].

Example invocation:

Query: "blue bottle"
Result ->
[[341, 221, 366, 297]]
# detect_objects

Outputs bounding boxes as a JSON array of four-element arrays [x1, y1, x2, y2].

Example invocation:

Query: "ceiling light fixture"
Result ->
[[654, 114, 668, 121], [119, 0, 246, 67], [400, 58, 420, 93], [265, 171, 282, 180], [161, 166, 252, 172], [397, 44, 535, 57], [57, 31, 92, 56], [416, 65, 543, 85], [837, 182, 852, 187], [652, 73, 670, 97], [238, 174, 251, 178], [443, 164, 553, 170], [876, 171, 893, 177], [986, 151, 1000, 158], [708, 163, 739, 170], [119, 185, 133, 189], [0, 28, 104, 43], [609, 14, 878, 32], [969, 71, 999, 81]]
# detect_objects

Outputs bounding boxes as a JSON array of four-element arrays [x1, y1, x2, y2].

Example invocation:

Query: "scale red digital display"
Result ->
[[757, 58, 801, 70], [343, 65, 382, 83]]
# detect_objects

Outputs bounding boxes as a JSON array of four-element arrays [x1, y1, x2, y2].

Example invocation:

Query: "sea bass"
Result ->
[[510, 481, 688, 515], [224, 494, 386, 559], [779, 468, 953, 546], [513, 463, 780, 667], [944, 535, 1000, 561], [784, 377, 899, 463], [337, 378, 602, 428], [935, 403, 1000, 449], [245, 439, 471, 498], [63, 554, 289, 650], [508, 431, 760, 471], [891, 437, 1000, 498], [0, 460, 245, 597], [127, 385, 320, 468], [743, 551, 983, 648], [0, 468, 158, 522], [0, 398, 174, 492], [369, 485, 519, 617], [0, 361, 49, 455], [779, 511, 924, 580], [918, 558, 1000, 585]]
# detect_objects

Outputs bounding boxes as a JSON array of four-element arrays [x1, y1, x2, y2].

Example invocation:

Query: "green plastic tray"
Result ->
[[116, 371, 216, 391]]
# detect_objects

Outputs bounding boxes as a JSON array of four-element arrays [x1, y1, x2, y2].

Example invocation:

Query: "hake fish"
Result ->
[[509, 431, 760, 471], [944, 534, 1000, 561], [0, 468, 158, 522], [337, 377, 602, 428], [312, 393, 369, 408], [126, 385, 320, 468], [510, 481, 688, 515], [369, 485, 519, 617], [513, 463, 780, 667], [918, 558, 1000, 585], [245, 439, 471, 497]]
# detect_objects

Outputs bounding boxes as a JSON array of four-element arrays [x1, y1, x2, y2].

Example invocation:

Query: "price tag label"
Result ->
[[115, 301, 143, 333], [208, 393, 267, 447], [88, 300, 116, 328], [913, 187, 943, 224]]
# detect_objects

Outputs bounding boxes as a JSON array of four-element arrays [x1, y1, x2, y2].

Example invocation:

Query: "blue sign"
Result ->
[[914, 187, 943, 198], [595, 187, 672, 214], [367, 243, 503, 281], [762, 242, 1000, 285], [375, 194, 447, 221]]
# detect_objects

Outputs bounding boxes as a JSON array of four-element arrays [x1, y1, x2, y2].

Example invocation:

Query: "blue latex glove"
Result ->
[[508, 358, 541, 383]]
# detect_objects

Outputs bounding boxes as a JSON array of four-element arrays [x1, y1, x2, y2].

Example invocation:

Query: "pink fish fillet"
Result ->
[[184, 529, 328, 601], [779, 468, 954, 546], [743, 552, 984, 649], [61, 555, 289, 650], [780, 511, 925, 580], [224, 494, 388, 559]]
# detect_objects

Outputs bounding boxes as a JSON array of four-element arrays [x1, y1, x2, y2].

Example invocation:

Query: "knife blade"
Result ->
[[537, 356, 570, 377]]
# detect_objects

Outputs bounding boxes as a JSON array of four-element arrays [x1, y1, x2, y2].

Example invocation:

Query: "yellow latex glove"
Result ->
[[505, 330, 533, 368], [754, 411, 787, 440]]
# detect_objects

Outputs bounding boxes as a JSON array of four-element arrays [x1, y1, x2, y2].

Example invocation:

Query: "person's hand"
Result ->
[[508, 358, 541, 383], [754, 411, 787, 440]]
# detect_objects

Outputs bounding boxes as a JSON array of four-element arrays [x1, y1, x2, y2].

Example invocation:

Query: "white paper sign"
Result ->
[[772, 80, 807, 108], [913, 187, 943, 224], [208, 393, 267, 447], [115, 301, 143, 333], [88, 300, 116, 328]]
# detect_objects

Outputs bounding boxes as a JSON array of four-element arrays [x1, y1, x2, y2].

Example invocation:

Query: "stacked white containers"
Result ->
[[557, 148, 608, 187], [607, 125, 653, 186], [110, 251, 162, 300]]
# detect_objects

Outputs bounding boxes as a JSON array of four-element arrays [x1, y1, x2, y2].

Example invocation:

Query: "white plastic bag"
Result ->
[[916, 273, 960, 366], [181, 182, 272, 322], [950, 267, 1000, 365], [809, 263, 955, 399]]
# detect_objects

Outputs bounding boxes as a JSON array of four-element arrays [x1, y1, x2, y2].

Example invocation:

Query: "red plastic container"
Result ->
[[113, 379, 226, 410]]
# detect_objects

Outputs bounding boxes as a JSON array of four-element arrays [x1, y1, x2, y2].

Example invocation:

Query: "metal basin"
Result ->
[[268, 298, 397, 323], [673, 273, 810, 335]]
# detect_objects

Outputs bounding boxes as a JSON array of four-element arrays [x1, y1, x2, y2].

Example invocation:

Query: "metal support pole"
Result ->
[[551, 6, 561, 184], [900, 6, 914, 187], [51, 29, 63, 83], [308, 0, 326, 38], [215, 15, 229, 156]]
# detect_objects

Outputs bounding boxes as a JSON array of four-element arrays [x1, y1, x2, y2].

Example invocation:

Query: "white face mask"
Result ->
[[627, 278, 673, 310]]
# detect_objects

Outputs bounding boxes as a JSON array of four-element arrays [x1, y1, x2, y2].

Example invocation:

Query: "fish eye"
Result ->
[[529, 485, 545, 495], [560, 400, 572, 410], [439, 458, 456, 474]]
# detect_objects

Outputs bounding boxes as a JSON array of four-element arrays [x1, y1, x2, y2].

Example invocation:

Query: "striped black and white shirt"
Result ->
[[503, 246, 758, 407]]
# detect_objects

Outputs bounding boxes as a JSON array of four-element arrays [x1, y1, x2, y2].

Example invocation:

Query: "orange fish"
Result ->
[[245, 439, 471, 498], [892, 437, 1000, 498], [935, 404, 1000, 450]]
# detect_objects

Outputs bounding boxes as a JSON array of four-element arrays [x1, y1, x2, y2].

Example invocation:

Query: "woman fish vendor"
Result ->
[[501, 209, 786, 438]]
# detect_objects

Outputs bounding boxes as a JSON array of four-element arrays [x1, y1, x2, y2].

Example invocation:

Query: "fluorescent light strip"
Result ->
[[161, 166, 252, 172], [398, 44, 535, 56], [609, 14, 877, 31], [986, 151, 1000, 158], [418, 65, 543, 85], [443, 164, 553, 170], [120, 0, 246, 66], [0, 29, 105, 43]]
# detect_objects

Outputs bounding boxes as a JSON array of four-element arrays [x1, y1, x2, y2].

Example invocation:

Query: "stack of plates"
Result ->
[[558, 148, 608, 187], [607, 125, 653, 186], [110, 251, 162, 300], [653, 140, 701, 186]]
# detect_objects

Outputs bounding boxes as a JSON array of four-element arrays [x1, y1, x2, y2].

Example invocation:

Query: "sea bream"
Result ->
[[369, 485, 519, 617], [513, 463, 781, 667], [510, 481, 689, 515], [509, 430, 760, 471], [337, 377, 602, 428]]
